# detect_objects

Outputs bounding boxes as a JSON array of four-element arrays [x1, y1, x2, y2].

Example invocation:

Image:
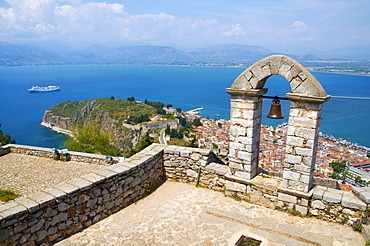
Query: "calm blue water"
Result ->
[[0, 65, 369, 148]]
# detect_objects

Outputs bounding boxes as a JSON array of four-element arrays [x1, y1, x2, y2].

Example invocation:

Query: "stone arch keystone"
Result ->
[[226, 55, 330, 193]]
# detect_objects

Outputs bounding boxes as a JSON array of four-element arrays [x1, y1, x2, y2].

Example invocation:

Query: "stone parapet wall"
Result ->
[[4, 144, 113, 165], [1, 143, 370, 245], [0, 144, 165, 245], [164, 145, 227, 190], [144, 119, 179, 131], [163, 145, 370, 227], [0, 145, 10, 156]]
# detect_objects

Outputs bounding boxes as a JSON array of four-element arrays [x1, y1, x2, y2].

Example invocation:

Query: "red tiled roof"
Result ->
[[339, 183, 353, 192], [352, 161, 370, 167], [314, 172, 326, 178]]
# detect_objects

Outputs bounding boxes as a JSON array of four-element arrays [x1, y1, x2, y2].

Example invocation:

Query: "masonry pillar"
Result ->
[[226, 88, 267, 179], [282, 94, 328, 193]]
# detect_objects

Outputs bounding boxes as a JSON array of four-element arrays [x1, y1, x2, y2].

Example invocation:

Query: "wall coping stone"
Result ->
[[226, 88, 268, 97], [80, 173, 104, 184], [30, 191, 55, 207], [322, 190, 342, 204], [106, 164, 130, 174], [359, 192, 370, 204], [205, 163, 230, 176], [312, 186, 327, 199], [286, 93, 331, 104], [278, 187, 313, 199], [225, 173, 254, 185], [341, 193, 366, 211], [43, 187, 67, 199], [14, 197, 39, 213], [53, 182, 79, 194], [94, 168, 118, 178], [66, 178, 94, 191], [164, 145, 210, 156], [0, 204, 27, 220]]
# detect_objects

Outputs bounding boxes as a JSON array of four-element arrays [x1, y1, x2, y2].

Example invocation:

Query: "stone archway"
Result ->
[[226, 55, 330, 193]]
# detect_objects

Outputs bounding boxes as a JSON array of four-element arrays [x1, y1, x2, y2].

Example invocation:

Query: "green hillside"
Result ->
[[49, 97, 157, 125]]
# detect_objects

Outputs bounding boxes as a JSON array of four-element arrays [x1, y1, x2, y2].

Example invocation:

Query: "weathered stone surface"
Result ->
[[312, 186, 326, 199], [186, 169, 197, 178], [278, 192, 297, 204], [51, 212, 68, 226], [0, 204, 27, 219], [322, 190, 342, 204], [225, 180, 246, 193], [30, 219, 45, 233], [57, 202, 70, 212], [295, 204, 308, 216], [359, 191, 370, 204], [0, 229, 10, 241], [341, 193, 366, 211], [14, 197, 39, 213], [205, 163, 229, 176], [235, 170, 254, 180], [311, 200, 325, 209], [283, 170, 300, 181], [36, 230, 48, 241], [362, 224, 370, 242]]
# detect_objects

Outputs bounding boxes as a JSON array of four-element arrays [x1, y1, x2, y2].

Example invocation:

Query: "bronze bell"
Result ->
[[267, 96, 284, 119]]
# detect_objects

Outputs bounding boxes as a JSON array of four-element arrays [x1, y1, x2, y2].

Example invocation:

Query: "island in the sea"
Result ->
[[41, 97, 199, 156]]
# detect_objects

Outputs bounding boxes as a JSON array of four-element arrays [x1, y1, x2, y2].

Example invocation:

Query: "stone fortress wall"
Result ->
[[1, 144, 369, 245], [0, 144, 165, 245]]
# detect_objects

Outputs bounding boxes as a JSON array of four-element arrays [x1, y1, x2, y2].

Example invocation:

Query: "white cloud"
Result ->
[[0, 0, 368, 51], [291, 21, 308, 29], [0, 0, 223, 46], [222, 24, 245, 37]]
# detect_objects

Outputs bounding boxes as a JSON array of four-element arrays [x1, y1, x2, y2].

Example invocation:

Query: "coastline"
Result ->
[[1, 63, 370, 77], [40, 122, 73, 137]]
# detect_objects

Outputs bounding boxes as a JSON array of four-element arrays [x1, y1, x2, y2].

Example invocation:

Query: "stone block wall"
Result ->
[[0, 144, 165, 245], [4, 144, 113, 165], [282, 100, 323, 193], [164, 145, 227, 191], [0, 145, 10, 156], [227, 93, 264, 180], [1, 143, 370, 245], [163, 145, 370, 227]]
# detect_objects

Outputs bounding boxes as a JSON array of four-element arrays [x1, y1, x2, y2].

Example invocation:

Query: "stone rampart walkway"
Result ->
[[55, 181, 364, 246]]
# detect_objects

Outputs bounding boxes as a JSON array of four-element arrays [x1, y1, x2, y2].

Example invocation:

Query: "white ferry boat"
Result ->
[[28, 85, 60, 92]]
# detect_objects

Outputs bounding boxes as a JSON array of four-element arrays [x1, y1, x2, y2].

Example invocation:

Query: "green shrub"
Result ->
[[0, 189, 19, 202]]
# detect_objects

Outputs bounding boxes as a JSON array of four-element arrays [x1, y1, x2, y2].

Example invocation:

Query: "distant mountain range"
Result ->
[[0, 41, 369, 66]]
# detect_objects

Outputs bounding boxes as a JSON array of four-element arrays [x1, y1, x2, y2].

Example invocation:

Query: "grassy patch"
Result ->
[[0, 189, 19, 202]]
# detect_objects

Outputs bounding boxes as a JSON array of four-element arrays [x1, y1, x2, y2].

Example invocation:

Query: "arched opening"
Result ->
[[226, 55, 330, 193]]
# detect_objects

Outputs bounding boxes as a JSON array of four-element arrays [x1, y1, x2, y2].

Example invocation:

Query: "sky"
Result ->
[[0, 0, 369, 54]]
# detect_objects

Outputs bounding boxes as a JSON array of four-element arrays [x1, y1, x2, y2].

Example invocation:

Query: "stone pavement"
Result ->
[[55, 181, 365, 246]]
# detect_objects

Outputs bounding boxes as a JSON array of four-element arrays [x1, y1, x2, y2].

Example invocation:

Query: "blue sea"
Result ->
[[0, 65, 369, 148]]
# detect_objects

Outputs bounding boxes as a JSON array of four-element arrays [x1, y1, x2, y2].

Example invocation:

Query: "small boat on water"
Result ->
[[28, 85, 60, 92]]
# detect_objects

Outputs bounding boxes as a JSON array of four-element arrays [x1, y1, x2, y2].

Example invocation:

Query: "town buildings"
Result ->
[[191, 117, 370, 188]]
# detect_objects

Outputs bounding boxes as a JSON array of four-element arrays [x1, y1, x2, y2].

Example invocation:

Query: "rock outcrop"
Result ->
[[41, 98, 153, 155]]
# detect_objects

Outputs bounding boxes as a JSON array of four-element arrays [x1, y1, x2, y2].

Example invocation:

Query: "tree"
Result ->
[[177, 116, 187, 127], [165, 125, 171, 135], [64, 123, 121, 156], [192, 118, 202, 127], [0, 123, 16, 145], [127, 96, 135, 102], [129, 132, 153, 156], [331, 161, 347, 173]]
